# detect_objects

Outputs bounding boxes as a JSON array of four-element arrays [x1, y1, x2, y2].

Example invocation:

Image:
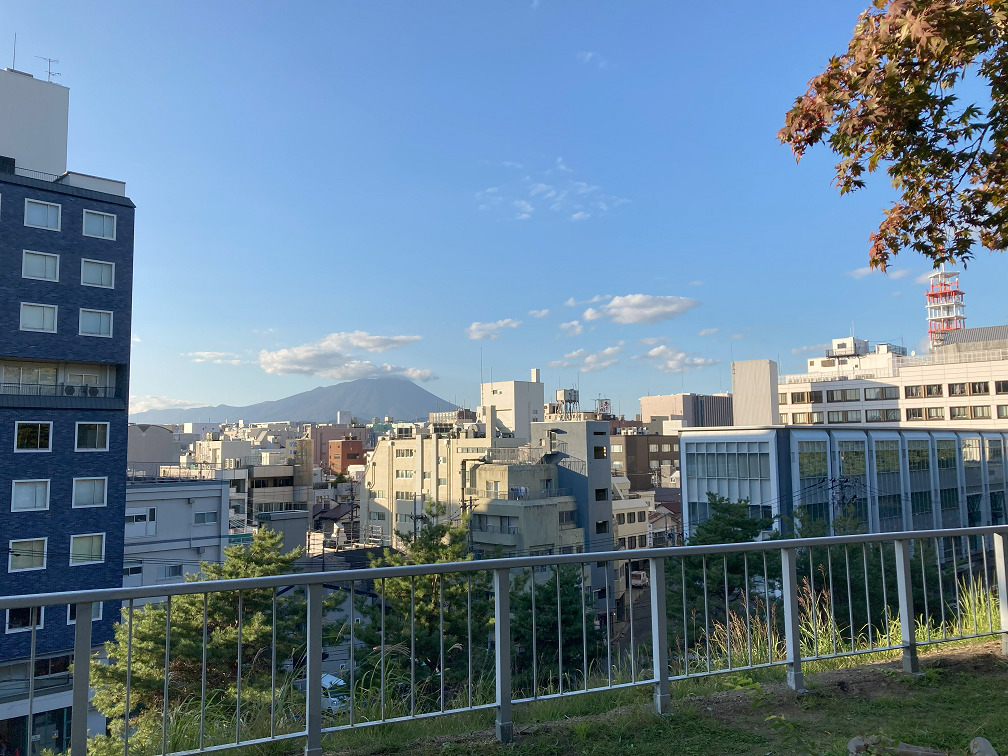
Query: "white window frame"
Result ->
[[67, 602, 103, 625], [80, 258, 115, 288], [69, 532, 106, 566], [82, 209, 116, 240], [24, 199, 61, 231], [6, 606, 45, 634], [79, 308, 113, 338], [11, 479, 50, 512], [21, 250, 60, 282], [14, 421, 52, 452], [75, 421, 110, 452], [9, 537, 47, 572], [72, 477, 108, 508], [19, 302, 57, 333], [162, 564, 184, 580]]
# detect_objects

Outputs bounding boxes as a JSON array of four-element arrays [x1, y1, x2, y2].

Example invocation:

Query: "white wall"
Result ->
[[0, 68, 69, 176]]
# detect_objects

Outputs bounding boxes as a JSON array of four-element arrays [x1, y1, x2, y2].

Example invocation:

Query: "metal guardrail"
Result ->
[[0, 382, 116, 398], [464, 487, 573, 501], [1, 526, 1007, 756], [14, 166, 63, 182]]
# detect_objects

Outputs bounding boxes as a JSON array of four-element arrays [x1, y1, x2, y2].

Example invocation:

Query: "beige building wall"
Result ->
[[732, 359, 780, 426]]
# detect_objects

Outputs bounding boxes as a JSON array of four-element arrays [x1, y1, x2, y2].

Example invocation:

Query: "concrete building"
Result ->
[[466, 460, 583, 559], [123, 480, 230, 599], [609, 434, 681, 489], [679, 426, 1008, 543], [328, 437, 364, 476], [639, 392, 733, 428], [126, 423, 181, 465], [309, 424, 371, 470], [479, 368, 545, 443], [736, 329, 1008, 431], [0, 67, 134, 751]]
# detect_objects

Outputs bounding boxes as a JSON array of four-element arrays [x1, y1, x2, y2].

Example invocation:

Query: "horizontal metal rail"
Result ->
[[2, 525, 1005, 756]]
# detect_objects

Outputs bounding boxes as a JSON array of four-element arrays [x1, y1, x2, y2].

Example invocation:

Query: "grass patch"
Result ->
[[316, 640, 1008, 756]]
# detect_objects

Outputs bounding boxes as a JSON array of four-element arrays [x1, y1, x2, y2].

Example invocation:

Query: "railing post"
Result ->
[[493, 567, 513, 743], [71, 602, 92, 756], [894, 539, 919, 673], [648, 557, 669, 714], [994, 532, 1008, 657], [781, 547, 805, 691], [305, 583, 323, 756]]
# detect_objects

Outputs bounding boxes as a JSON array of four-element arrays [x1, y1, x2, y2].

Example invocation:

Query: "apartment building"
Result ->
[[679, 426, 1007, 543], [639, 392, 733, 428], [0, 67, 134, 749], [735, 330, 1008, 431], [479, 368, 545, 442], [327, 437, 364, 475], [609, 434, 681, 489]]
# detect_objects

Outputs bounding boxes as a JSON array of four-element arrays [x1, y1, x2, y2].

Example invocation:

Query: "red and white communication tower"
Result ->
[[926, 265, 966, 347]]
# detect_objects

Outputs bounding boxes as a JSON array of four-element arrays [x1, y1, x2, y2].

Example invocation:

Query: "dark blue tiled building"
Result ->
[[1, 67, 134, 752]]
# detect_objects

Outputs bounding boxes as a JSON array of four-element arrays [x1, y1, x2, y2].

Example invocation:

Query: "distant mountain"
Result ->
[[130, 378, 458, 425]]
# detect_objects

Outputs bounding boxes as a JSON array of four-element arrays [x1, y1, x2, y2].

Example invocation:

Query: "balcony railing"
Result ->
[[463, 487, 573, 501], [1, 525, 1006, 756], [470, 523, 519, 535], [0, 382, 116, 398]]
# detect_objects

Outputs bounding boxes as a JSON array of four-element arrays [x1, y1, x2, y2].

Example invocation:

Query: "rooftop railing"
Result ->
[[1, 526, 1005, 756], [0, 382, 116, 398], [463, 487, 573, 501]]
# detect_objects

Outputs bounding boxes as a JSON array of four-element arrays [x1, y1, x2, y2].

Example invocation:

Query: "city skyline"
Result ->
[[4, 1, 1005, 416]]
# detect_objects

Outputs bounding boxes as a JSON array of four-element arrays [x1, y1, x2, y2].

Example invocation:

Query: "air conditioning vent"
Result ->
[[64, 385, 77, 396]]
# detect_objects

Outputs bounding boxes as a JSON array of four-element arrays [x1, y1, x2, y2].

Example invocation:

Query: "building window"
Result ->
[[997, 405, 1008, 419], [559, 510, 576, 526], [972, 405, 992, 419], [12, 480, 49, 511], [6, 607, 44, 633], [82, 210, 116, 240], [123, 561, 143, 577], [648, 444, 658, 453], [15, 421, 52, 451], [905, 385, 923, 398], [949, 383, 968, 396], [69, 533, 105, 565], [194, 511, 218, 525], [925, 384, 943, 397], [969, 382, 989, 395], [72, 477, 108, 508], [926, 407, 945, 420], [22, 250, 59, 281], [68, 602, 103, 624], [660, 443, 671, 452], [595, 520, 609, 534], [627, 511, 636, 524], [949, 406, 969, 419], [864, 386, 899, 400], [163, 564, 184, 579], [595, 487, 608, 501], [611, 444, 623, 453], [866, 409, 883, 423], [20, 303, 57, 333], [995, 381, 1008, 395], [81, 259, 115, 288], [778, 413, 789, 424], [75, 422, 109, 451], [616, 513, 625, 524], [125, 507, 157, 537], [395, 448, 414, 458], [394, 469, 414, 479], [828, 410, 862, 423], [778, 393, 787, 405], [79, 309, 113, 337], [827, 388, 860, 402], [9, 538, 47, 571], [790, 392, 808, 404], [593, 445, 607, 459], [905, 408, 924, 421], [24, 199, 61, 230]]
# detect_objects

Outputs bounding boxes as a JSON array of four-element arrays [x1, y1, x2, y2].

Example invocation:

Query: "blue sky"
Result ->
[[4, 2, 1006, 417]]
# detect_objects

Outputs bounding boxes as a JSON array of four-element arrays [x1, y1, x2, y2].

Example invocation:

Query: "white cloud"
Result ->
[[914, 270, 953, 284], [257, 331, 431, 382], [576, 51, 609, 69], [529, 183, 555, 198], [639, 336, 667, 345], [638, 345, 717, 373], [549, 343, 623, 372], [131, 334, 142, 343], [573, 181, 599, 194], [570, 211, 590, 221], [184, 351, 245, 365], [564, 297, 577, 307], [889, 269, 910, 279], [892, 291, 903, 297], [689, 280, 703, 287], [730, 333, 744, 340], [791, 343, 829, 355], [697, 327, 718, 336], [847, 267, 874, 279], [529, 309, 550, 318], [555, 156, 572, 172], [513, 199, 534, 217], [583, 294, 700, 325], [502, 161, 523, 168], [465, 319, 522, 340], [129, 395, 205, 414], [559, 320, 583, 337]]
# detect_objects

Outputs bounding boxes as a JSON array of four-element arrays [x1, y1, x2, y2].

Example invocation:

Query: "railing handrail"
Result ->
[[4, 524, 1007, 610]]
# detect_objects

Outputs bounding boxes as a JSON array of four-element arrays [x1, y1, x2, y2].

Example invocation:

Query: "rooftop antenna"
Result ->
[[35, 55, 59, 82], [11, 33, 15, 69]]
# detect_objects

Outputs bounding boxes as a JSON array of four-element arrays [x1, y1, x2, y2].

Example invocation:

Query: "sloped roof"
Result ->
[[939, 325, 1008, 344]]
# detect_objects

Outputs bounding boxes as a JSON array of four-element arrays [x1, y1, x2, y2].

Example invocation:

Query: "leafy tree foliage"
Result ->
[[780, 0, 1008, 268], [354, 502, 493, 708], [88, 528, 311, 754], [510, 564, 604, 693]]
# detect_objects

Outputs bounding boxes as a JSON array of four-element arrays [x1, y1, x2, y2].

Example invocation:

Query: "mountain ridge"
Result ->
[[130, 378, 459, 425]]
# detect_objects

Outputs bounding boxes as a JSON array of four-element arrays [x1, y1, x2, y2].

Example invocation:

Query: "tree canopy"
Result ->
[[779, 0, 1008, 269]]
